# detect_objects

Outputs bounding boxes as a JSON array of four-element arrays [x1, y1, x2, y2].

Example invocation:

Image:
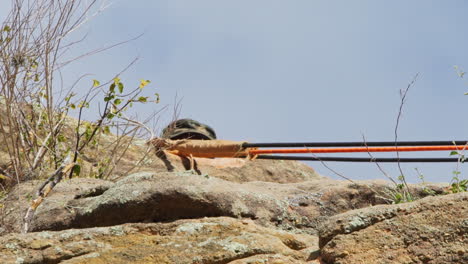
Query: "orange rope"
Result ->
[[248, 145, 467, 155]]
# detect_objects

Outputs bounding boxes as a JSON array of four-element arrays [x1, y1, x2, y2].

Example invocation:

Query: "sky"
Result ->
[[2, 0, 468, 183]]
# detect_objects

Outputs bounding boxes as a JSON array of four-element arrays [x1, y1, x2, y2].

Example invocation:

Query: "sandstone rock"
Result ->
[[0, 178, 112, 235], [0, 158, 461, 264], [139, 153, 323, 184], [318, 192, 468, 264], [0, 109, 463, 264], [0, 217, 318, 264], [2, 170, 441, 237]]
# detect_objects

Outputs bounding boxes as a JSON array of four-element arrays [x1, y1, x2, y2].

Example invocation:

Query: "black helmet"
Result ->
[[161, 119, 216, 140]]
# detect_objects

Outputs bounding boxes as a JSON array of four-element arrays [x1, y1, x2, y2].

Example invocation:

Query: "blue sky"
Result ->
[[3, 1, 468, 183]]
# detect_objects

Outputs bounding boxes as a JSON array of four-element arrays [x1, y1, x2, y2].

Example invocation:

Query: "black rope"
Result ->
[[254, 155, 465, 163], [243, 140, 468, 148]]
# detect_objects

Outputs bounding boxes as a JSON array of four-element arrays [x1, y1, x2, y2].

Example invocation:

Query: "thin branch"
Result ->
[[361, 134, 397, 185], [23, 155, 74, 233], [58, 34, 143, 69], [394, 73, 419, 197]]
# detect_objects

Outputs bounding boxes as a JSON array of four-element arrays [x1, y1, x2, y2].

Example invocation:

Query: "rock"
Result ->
[[2, 171, 441, 236], [318, 192, 468, 264], [0, 178, 112, 235], [0, 217, 318, 264], [140, 153, 324, 184], [1, 155, 456, 264], [0, 173, 339, 234], [0, 110, 463, 263]]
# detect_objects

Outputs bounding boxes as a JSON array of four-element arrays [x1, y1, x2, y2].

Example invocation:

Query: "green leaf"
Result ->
[[113, 77, 120, 84], [84, 124, 94, 140], [57, 134, 66, 143], [104, 95, 115, 102], [137, 96, 148, 103], [139, 79, 151, 89], [118, 82, 124, 93], [114, 98, 122, 105], [93, 79, 100, 87], [72, 164, 81, 176], [107, 113, 115, 119], [103, 126, 111, 135], [394, 193, 402, 202], [154, 93, 160, 103], [70, 104, 76, 109], [2, 25, 11, 32], [450, 151, 459, 156], [65, 93, 75, 103], [77, 101, 89, 108], [109, 83, 116, 93]]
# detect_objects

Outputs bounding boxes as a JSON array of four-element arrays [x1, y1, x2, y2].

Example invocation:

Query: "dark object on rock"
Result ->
[[161, 119, 216, 140]]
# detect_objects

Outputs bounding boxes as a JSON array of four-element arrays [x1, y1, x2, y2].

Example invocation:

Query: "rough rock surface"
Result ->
[[123, 151, 324, 184], [0, 217, 319, 264], [2, 170, 438, 235], [318, 192, 468, 264], [0, 178, 112, 235], [0, 153, 464, 264]]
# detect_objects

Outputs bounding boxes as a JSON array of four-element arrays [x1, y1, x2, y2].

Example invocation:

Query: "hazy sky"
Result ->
[[3, 1, 468, 183]]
